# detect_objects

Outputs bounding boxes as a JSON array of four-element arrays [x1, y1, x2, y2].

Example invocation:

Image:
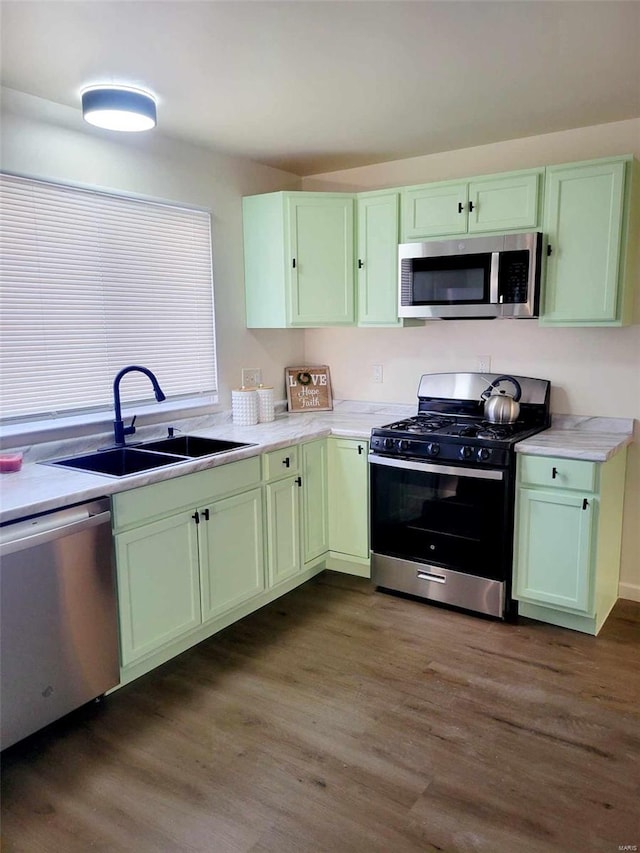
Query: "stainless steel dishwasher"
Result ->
[[0, 498, 120, 750]]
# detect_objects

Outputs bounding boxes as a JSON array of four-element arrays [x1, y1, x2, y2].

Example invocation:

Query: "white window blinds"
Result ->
[[0, 173, 217, 420]]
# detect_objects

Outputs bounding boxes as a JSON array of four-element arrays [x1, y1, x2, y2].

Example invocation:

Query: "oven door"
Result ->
[[369, 454, 511, 581]]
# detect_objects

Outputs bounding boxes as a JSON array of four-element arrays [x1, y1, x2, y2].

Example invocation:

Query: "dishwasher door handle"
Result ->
[[0, 508, 111, 556]]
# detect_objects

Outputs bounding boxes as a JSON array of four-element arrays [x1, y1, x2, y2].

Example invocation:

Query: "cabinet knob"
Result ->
[[358, 444, 364, 454], [551, 467, 558, 479], [582, 498, 589, 510], [358, 259, 364, 269], [282, 456, 290, 468], [547, 244, 553, 257], [192, 511, 200, 525], [468, 201, 475, 212], [295, 476, 302, 487], [458, 202, 464, 214]]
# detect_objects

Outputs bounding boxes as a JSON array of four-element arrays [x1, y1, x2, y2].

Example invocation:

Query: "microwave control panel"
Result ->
[[498, 250, 530, 304]]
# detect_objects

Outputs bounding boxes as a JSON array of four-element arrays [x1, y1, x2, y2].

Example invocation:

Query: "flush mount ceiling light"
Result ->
[[81, 85, 157, 132]]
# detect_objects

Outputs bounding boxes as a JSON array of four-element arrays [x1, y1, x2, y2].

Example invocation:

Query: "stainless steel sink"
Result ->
[[46, 447, 187, 477], [139, 435, 251, 457]]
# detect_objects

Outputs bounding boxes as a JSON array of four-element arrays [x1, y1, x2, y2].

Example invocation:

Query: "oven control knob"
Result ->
[[460, 445, 472, 459], [398, 439, 410, 453], [384, 438, 395, 450], [478, 447, 492, 462], [427, 442, 440, 457]]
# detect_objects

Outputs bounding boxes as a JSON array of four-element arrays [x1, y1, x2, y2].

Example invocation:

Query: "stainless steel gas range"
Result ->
[[369, 372, 551, 619]]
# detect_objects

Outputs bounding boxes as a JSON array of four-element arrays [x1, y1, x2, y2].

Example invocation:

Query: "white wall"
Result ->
[[0, 87, 305, 414], [302, 119, 640, 599]]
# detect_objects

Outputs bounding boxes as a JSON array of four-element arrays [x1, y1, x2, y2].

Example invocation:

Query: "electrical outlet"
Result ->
[[477, 356, 491, 375], [241, 368, 262, 388], [372, 364, 383, 383]]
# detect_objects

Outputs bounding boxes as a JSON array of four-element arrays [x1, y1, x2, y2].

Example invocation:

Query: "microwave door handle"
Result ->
[[490, 252, 500, 304]]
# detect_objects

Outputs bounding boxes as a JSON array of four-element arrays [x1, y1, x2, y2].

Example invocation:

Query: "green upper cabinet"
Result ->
[[402, 181, 468, 239], [468, 172, 541, 233], [243, 191, 355, 328], [401, 169, 542, 241], [356, 191, 413, 327], [540, 157, 639, 326]]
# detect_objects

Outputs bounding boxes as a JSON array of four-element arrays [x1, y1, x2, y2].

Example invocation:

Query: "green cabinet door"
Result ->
[[541, 160, 626, 324], [402, 181, 468, 239], [515, 487, 594, 613], [288, 195, 355, 326], [401, 170, 542, 241], [115, 510, 201, 666], [301, 439, 329, 565], [199, 488, 265, 622], [266, 476, 302, 587], [357, 192, 402, 326], [243, 191, 354, 328], [468, 172, 540, 233], [328, 438, 369, 559]]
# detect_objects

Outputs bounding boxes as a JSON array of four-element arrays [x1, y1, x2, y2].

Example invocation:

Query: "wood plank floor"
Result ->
[[2, 571, 639, 853]]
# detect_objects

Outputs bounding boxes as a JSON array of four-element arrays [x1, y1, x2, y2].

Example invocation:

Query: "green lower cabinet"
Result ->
[[301, 439, 329, 565], [199, 488, 265, 622], [115, 510, 202, 667], [327, 438, 370, 576], [513, 450, 627, 635], [515, 488, 593, 613], [265, 475, 301, 586]]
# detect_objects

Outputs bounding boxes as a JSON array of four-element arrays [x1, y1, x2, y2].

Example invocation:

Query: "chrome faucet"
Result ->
[[112, 365, 166, 446]]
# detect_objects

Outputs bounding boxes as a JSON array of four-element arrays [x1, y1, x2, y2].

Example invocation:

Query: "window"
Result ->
[[0, 173, 217, 422]]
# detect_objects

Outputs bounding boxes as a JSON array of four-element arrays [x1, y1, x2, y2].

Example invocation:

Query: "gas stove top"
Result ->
[[370, 372, 551, 468], [383, 414, 535, 442]]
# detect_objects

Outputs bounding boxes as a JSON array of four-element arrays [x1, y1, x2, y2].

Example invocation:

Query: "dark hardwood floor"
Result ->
[[2, 571, 639, 853]]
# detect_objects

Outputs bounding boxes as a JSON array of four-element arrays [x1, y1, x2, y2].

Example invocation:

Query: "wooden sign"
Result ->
[[285, 365, 333, 412]]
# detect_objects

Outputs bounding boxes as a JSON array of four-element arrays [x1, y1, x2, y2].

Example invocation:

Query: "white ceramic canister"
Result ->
[[256, 385, 275, 423], [232, 387, 258, 426]]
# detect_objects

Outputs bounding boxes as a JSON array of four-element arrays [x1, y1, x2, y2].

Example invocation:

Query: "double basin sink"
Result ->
[[46, 435, 254, 478]]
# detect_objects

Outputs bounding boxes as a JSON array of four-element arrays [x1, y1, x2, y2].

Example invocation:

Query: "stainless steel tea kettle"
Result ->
[[481, 375, 522, 424]]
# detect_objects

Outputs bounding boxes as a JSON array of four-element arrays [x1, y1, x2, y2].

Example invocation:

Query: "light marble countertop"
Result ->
[[515, 415, 634, 462], [0, 403, 633, 525]]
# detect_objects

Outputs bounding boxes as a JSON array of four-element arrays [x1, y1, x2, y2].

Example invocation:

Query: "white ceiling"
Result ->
[[1, 1, 639, 176]]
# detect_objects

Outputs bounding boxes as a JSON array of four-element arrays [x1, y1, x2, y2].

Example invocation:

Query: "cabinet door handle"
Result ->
[[192, 511, 200, 525], [203, 508, 210, 521], [295, 476, 302, 487], [468, 201, 475, 212], [551, 467, 558, 479], [547, 244, 553, 257], [582, 498, 589, 510], [292, 258, 296, 268], [282, 456, 290, 468], [458, 202, 464, 214], [358, 259, 364, 269], [358, 444, 364, 454]]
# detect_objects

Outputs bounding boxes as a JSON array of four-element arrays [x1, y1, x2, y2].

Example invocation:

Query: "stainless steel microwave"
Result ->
[[398, 232, 543, 320]]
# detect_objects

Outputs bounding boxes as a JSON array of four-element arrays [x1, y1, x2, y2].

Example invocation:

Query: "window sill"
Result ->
[[0, 395, 219, 449]]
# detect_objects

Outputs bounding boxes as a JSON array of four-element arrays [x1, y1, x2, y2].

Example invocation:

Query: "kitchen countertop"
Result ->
[[0, 404, 633, 525], [515, 415, 634, 462]]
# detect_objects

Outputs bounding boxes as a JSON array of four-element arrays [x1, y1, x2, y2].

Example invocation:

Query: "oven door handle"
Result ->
[[367, 453, 504, 481]]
